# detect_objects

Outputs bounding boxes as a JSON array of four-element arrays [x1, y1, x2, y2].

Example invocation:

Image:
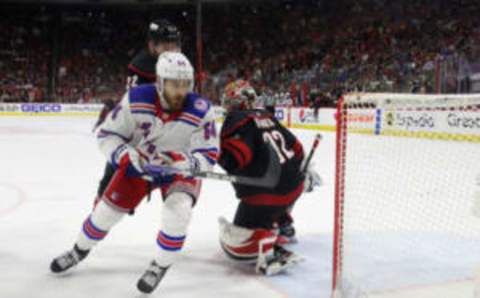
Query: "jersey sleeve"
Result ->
[[218, 116, 256, 173], [189, 109, 219, 172], [96, 93, 135, 164]]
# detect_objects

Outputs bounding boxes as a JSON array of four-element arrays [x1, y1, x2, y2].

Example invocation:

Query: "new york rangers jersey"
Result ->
[[96, 84, 219, 172]]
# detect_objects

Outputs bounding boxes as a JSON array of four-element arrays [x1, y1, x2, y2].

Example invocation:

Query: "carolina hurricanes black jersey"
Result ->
[[127, 49, 157, 89], [218, 109, 305, 206]]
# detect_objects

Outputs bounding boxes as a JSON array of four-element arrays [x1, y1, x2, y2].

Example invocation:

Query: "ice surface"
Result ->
[[3, 116, 477, 298], [0, 117, 334, 298]]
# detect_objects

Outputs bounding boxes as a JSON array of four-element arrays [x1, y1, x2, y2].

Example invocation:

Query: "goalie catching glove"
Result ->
[[304, 165, 322, 193]]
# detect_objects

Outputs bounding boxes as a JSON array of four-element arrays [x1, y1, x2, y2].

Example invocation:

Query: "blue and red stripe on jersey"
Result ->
[[156, 231, 186, 251], [177, 112, 202, 127], [82, 216, 108, 241], [128, 84, 158, 116], [192, 147, 219, 165], [161, 151, 187, 162], [130, 103, 157, 116]]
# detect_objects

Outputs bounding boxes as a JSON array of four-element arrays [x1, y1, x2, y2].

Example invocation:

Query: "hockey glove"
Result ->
[[304, 166, 322, 193], [150, 151, 200, 177], [111, 144, 148, 177]]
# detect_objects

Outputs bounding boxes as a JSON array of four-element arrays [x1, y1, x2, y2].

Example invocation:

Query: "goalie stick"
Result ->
[[144, 134, 322, 188], [301, 133, 322, 174]]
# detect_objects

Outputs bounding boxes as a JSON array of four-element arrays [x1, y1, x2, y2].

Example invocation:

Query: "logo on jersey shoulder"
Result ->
[[194, 99, 208, 112]]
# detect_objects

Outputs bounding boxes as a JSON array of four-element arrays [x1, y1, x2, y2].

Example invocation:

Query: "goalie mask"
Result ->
[[156, 52, 194, 111], [221, 80, 257, 112]]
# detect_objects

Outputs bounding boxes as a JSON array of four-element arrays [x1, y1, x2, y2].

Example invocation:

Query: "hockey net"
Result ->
[[333, 93, 480, 298]]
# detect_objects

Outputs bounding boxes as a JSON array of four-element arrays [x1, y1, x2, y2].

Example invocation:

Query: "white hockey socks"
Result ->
[[155, 192, 193, 268], [76, 200, 125, 251]]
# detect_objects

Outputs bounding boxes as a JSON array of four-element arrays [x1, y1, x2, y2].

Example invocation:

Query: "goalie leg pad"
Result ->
[[218, 217, 276, 262]]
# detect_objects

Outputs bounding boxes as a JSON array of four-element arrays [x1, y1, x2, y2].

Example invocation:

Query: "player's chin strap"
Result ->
[[144, 146, 282, 188]]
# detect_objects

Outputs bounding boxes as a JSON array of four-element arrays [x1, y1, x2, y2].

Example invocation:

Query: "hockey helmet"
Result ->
[[155, 52, 194, 108], [221, 80, 257, 111], [147, 19, 181, 46]]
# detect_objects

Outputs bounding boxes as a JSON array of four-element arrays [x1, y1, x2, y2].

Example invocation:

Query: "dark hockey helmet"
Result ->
[[147, 19, 181, 46], [221, 80, 257, 111]]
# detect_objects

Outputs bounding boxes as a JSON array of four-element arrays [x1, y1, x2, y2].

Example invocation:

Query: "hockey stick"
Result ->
[[301, 133, 322, 175], [144, 146, 281, 188], [144, 134, 321, 188]]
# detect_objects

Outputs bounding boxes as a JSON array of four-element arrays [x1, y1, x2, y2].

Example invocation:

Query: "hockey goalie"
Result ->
[[216, 80, 321, 275]]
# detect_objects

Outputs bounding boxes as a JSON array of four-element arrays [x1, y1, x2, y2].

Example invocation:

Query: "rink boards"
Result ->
[[2, 103, 479, 143]]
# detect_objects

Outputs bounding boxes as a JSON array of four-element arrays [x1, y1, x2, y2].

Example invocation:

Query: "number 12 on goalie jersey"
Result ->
[[263, 130, 295, 164], [218, 109, 305, 201]]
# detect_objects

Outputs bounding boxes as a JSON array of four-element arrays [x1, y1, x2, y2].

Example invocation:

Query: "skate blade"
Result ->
[[262, 255, 305, 276]]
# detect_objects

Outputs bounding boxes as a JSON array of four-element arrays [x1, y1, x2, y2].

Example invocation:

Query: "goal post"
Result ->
[[333, 93, 480, 298]]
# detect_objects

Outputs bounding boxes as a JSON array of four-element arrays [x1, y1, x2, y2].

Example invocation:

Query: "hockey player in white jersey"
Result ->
[[50, 52, 218, 294]]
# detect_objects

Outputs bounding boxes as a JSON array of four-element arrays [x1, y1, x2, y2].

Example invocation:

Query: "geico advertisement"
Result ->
[[21, 103, 62, 113], [0, 103, 103, 115], [382, 110, 480, 134], [0, 103, 63, 114]]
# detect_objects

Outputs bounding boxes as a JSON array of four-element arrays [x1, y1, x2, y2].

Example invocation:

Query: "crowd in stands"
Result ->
[[0, 0, 479, 107], [0, 12, 51, 103], [202, 0, 480, 107]]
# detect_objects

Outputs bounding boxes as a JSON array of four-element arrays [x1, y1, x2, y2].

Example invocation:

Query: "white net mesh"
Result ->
[[334, 93, 480, 298]]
